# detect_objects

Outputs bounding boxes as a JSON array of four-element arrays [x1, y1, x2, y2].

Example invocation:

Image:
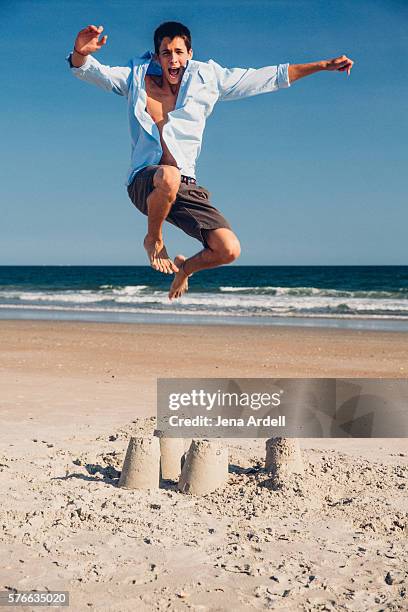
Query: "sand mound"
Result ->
[[0, 417, 407, 611]]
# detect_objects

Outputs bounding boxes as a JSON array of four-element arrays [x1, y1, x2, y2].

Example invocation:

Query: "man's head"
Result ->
[[153, 22, 193, 86]]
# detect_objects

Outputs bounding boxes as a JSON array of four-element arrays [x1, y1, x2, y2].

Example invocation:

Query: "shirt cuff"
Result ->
[[277, 63, 290, 88], [66, 51, 93, 72]]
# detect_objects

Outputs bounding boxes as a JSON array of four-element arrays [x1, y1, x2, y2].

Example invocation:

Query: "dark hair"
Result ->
[[154, 21, 192, 54]]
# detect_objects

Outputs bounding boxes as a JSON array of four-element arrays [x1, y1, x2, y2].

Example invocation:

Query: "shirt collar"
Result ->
[[141, 50, 162, 76]]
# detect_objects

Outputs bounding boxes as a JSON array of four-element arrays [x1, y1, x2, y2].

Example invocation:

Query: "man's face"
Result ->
[[156, 36, 193, 86]]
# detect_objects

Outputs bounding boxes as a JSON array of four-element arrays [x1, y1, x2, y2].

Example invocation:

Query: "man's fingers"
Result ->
[[325, 55, 353, 74], [335, 57, 353, 74], [80, 25, 103, 35], [332, 55, 353, 67], [338, 61, 353, 73], [96, 35, 108, 48]]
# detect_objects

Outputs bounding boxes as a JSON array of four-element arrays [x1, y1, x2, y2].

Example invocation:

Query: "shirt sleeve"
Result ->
[[66, 52, 132, 97], [208, 59, 290, 102]]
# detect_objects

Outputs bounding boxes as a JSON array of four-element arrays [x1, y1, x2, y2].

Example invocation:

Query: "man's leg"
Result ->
[[168, 228, 241, 299], [144, 165, 181, 274]]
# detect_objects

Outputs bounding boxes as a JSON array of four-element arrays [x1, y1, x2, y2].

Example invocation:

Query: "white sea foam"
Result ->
[[0, 285, 407, 319], [219, 286, 254, 292], [219, 285, 407, 299], [111, 285, 148, 295], [0, 291, 109, 304]]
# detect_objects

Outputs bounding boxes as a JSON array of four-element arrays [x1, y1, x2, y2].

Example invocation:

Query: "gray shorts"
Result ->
[[127, 165, 232, 248]]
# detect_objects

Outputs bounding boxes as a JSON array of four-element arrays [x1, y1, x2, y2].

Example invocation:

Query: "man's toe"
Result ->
[[160, 258, 170, 274]]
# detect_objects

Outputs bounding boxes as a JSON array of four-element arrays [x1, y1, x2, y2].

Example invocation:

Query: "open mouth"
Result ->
[[168, 67, 181, 79]]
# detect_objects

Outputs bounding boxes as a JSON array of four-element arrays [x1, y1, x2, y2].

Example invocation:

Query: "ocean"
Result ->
[[1, 266, 408, 330]]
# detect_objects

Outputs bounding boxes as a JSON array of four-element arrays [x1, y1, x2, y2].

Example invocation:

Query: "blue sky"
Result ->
[[1, 0, 407, 265]]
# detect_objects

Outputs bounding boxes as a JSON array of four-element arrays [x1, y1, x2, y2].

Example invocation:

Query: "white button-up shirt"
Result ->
[[68, 51, 290, 184]]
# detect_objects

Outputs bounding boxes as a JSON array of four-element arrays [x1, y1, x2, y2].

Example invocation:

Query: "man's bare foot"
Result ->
[[143, 236, 178, 274], [169, 255, 191, 299]]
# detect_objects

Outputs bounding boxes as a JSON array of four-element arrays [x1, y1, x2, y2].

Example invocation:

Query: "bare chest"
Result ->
[[145, 76, 178, 127]]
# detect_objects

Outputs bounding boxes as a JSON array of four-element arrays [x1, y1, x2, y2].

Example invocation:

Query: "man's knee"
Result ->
[[154, 166, 181, 200], [217, 237, 241, 264]]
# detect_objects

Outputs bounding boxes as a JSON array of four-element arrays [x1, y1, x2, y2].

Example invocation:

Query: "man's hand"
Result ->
[[325, 54, 354, 76], [75, 25, 107, 55], [71, 25, 107, 66]]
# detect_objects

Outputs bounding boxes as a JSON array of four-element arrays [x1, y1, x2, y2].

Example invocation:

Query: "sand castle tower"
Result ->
[[154, 430, 185, 481], [265, 437, 304, 487], [178, 439, 228, 495], [119, 436, 160, 490]]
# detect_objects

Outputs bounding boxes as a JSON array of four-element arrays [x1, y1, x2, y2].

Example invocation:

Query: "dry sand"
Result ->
[[0, 320, 407, 611]]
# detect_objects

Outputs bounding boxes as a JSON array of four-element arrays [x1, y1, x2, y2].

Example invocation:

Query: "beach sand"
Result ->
[[0, 320, 407, 610]]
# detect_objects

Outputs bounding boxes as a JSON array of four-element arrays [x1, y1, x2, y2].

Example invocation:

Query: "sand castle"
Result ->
[[119, 435, 303, 494], [178, 439, 229, 495], [154, 430, 185, 481], [118, 436, 160, 490], [119, 436, 228, 495], [265, 437, 304, 487]]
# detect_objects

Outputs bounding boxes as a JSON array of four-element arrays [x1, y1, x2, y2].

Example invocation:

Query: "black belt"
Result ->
[[181, 175, 196, 185]]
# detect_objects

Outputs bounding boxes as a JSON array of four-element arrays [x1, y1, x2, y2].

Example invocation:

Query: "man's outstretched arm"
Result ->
[[288, 55, 354, 82], [211, 54, 354, 102]]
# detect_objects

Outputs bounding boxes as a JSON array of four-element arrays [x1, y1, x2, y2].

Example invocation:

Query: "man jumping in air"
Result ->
[[68, 21, 353, 299]]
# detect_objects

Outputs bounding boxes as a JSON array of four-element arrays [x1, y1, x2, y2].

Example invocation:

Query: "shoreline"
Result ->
[[1, 308, 408, 332]]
